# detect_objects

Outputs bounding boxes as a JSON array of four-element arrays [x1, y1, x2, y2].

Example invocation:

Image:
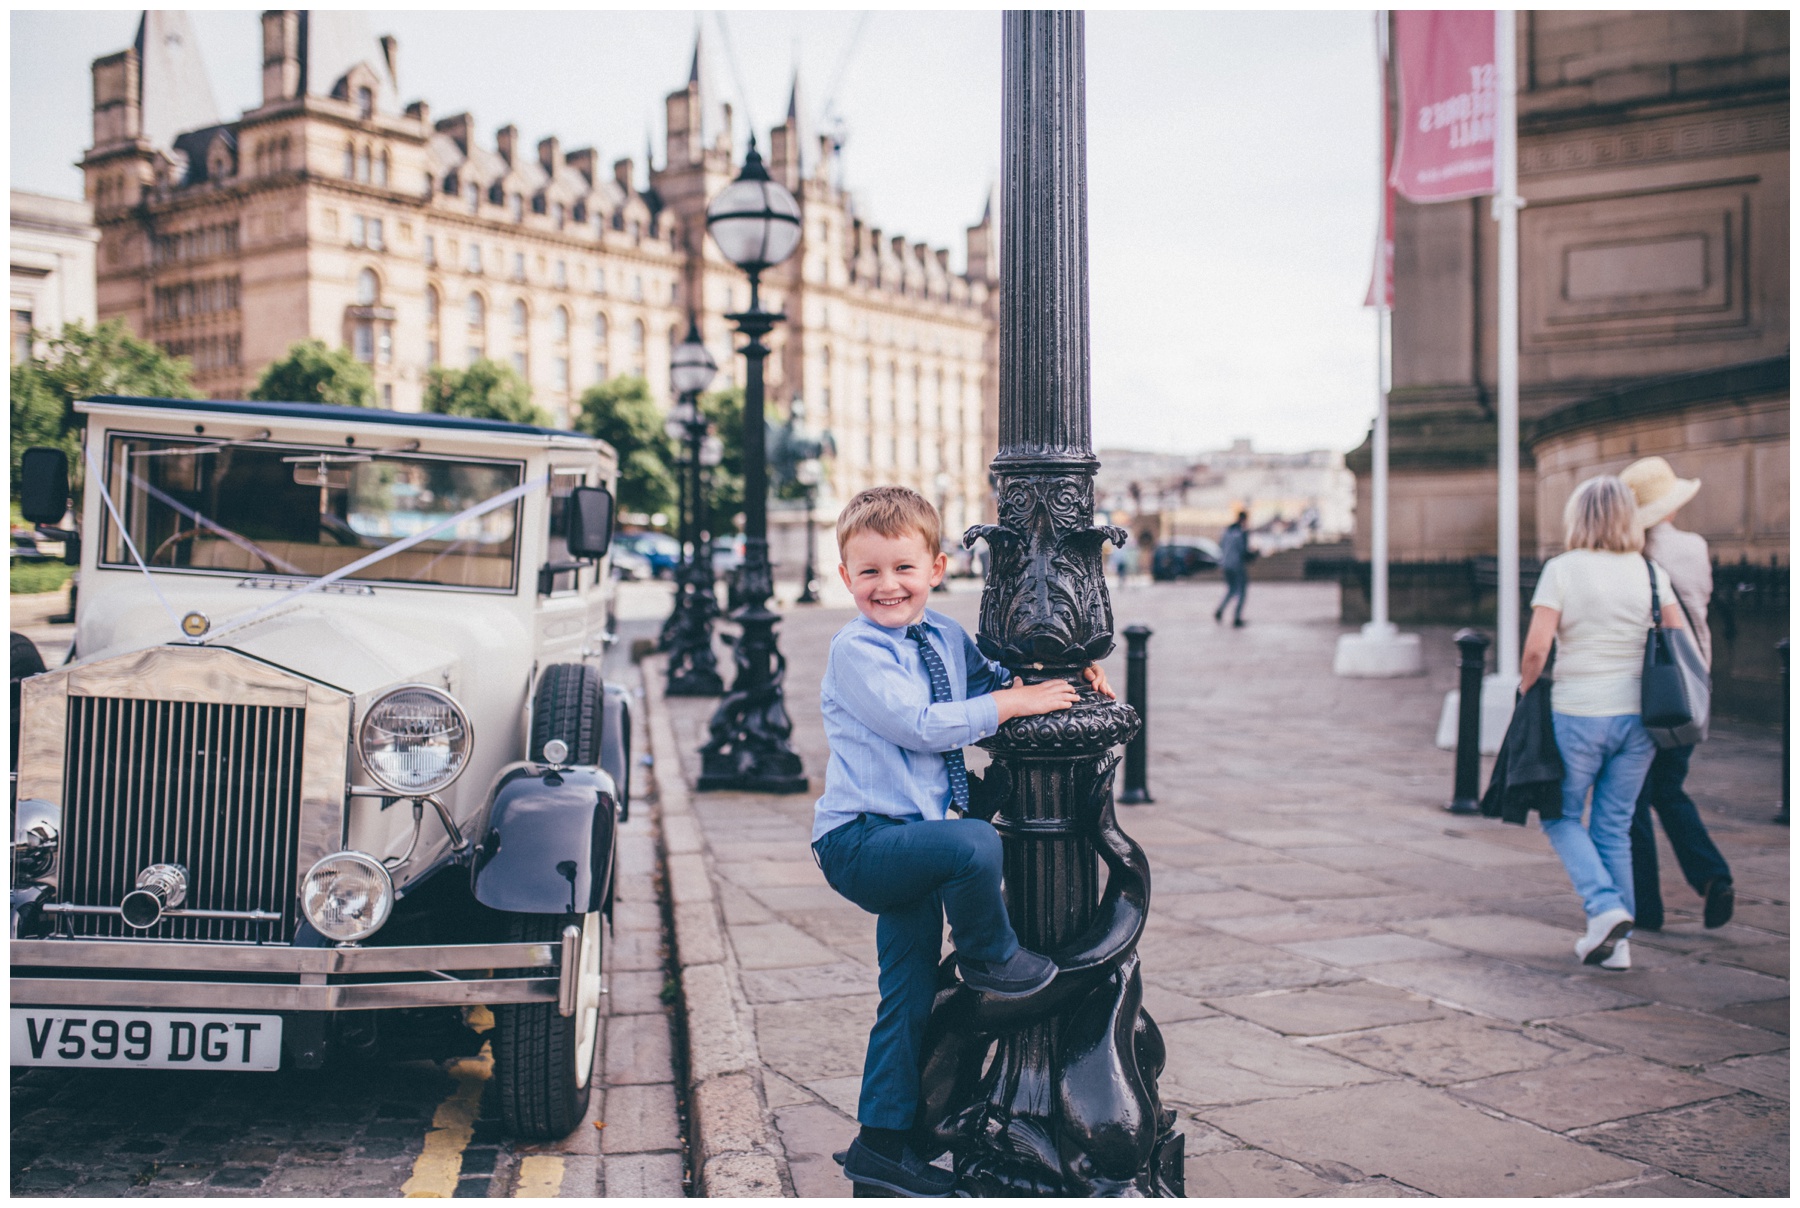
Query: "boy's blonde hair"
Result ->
[[835, 485, 941, 558], [1564, 474, 1645, 553]]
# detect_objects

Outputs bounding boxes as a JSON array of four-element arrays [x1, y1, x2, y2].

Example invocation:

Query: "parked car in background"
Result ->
[[613, 532, 680, 579], [608, 544, 654, 581], [11, 395, 632, 1141], [1151, 538, 1222, 581], [711, 534, 745, 577]]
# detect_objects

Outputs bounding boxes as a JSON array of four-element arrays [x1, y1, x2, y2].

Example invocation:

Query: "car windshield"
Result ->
[[101, 433, 524, 591]]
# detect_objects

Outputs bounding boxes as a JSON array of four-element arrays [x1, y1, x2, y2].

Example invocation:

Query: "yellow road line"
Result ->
[[401, 1044, 493, 1197], [512, 1155, 566, 1197]]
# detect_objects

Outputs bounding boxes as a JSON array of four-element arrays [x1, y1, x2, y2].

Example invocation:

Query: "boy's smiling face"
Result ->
[[839, 528, 946, 630]]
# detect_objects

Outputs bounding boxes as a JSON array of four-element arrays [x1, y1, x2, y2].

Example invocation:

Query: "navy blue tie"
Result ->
[[907, 624, 971, 812]]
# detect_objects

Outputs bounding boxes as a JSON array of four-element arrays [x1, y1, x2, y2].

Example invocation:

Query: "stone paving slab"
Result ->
[[638, 582, 1786, 1197]]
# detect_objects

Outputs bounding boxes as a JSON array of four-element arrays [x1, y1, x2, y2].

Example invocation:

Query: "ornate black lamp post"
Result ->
[[695, 139, 808, 793], [664, 320, 726, 696], [780, 397, 829, 605], [911, 12, 1183, 1195]]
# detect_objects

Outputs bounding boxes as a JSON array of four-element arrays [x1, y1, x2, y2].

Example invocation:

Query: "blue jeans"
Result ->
[[1630, 744, 1732, 929], [1542, 712, 1656, 921], [1216, 568, 1247, 621], [812, 814, 1020, 1130]]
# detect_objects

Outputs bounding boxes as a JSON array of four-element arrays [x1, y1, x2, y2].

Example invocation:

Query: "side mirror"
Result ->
[[564, 486, 614, 559], [19, 448, 70, 527]]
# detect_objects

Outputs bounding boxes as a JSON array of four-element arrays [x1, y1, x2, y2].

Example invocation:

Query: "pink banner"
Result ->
[[1390, 10, 1497, 204]]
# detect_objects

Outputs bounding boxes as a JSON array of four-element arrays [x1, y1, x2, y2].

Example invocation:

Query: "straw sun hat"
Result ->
[[1619, 456, 1701, 528]]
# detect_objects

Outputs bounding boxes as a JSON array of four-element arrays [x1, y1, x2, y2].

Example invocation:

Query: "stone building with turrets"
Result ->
[[80, 12, 997, 535]]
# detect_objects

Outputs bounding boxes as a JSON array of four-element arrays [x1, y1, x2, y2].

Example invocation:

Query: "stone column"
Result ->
[[911, 11, 1184, 1196]]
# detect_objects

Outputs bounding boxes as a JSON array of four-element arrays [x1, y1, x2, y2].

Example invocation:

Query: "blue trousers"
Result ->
[[1216, 568, 1247, 621], [1542, 712, 1655, 921], [1630, 744, 1732, 930], [812, 814, 1019, 1130]]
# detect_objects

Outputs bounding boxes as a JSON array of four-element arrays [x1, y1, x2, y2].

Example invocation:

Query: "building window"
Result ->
[[428, 339, 439, 365], [423, 234, 436, 266], [426, 287, 439, 323], [553, 306, 569, 341], [13, 310, 33, 363], [594, 313, 608, 342], [509, 193, 523, 223], [629, 320, 644, 355], [467, 293, 485, 330], [374, 151, 388, 188], [356, 146, 371, 183], [595, 359, 609, 382], [353, 324, 375, 362], [511, 252, 525, 281], [343, 143, 355, 178], [554, 260, 567, 288], [594, 269, 607, 295], [511, 351, 527, 376], [379, 326, 393, 364], [467, 243, 482, 274], [357, 86, 374, 119], [367, 218, 384, 251], [554, 357, 569, 391], [466, 182, 480, 215], [631, 275, 643, 301], [350, 215, 366, 247], [467, 345, 483, 365], [356, 268, 379, 307], [381, 383, 392, 407], [553, 202, 566, 229], [512, 300, 528, 336]]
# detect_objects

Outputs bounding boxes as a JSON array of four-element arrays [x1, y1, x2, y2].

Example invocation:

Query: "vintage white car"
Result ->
[[11, 394, 634, 1139]]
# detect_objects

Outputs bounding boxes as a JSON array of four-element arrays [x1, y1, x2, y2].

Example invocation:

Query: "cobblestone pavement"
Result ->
[[652, 579, 1787, 1197], [9, 590, 687, 1197]]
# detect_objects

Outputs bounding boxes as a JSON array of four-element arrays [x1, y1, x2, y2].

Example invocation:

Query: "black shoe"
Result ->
[[1232, 618, 1245, 628], [1704, 878, 1735, 929], [1213, 611, 1223, 624], [842, 1138, 955, 1197], [957, 946, 1056, 997]]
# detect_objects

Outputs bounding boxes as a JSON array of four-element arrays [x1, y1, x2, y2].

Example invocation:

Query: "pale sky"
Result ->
[[10, 9, 1382, 458]]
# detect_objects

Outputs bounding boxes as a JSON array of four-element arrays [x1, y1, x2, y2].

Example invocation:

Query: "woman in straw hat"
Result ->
[[1620, 456, 1734, 931], [1520, 475, 1689, 970]]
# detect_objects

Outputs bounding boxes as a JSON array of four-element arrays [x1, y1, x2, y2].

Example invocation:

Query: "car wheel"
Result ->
[[530, 664, 603, 764], [12, 632, 45, 773], [492, 909, 603, 1139]]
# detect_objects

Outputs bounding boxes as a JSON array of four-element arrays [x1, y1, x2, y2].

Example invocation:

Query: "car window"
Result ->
[[102, 433, 524, 591], [544, 468, 589, 595]]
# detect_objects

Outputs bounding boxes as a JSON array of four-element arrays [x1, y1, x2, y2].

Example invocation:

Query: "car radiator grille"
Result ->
[[60, 696, 306, 942]]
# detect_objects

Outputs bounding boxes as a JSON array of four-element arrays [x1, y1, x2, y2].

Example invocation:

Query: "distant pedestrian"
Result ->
[[1519, 475, 1689, 971], [1620, 456, 1734, 930], [1214, 511, 1249, 626]]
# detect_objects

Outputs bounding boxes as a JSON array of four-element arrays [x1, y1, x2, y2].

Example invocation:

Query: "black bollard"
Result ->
[[1120, 625, 1153, 804], [1445, 628, 1490, 815], [1778, 639, 1789, 826]]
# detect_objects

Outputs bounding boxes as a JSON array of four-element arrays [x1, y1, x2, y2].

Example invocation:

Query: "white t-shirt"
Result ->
[[1531, 549, 1674, 717]]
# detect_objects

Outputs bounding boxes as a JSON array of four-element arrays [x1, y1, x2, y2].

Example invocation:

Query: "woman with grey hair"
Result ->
[[1519, 475, 1687, 970]]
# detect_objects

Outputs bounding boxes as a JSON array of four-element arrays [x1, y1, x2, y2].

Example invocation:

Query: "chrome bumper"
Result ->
[[11, 938, 569, 1012]]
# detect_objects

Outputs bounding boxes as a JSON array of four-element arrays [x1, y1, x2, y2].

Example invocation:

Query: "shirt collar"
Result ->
[[860, 610, 942, 640]]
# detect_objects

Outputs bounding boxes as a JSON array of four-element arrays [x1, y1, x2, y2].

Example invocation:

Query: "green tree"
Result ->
[[10, 319, 199, 496], [573, 375, 676, 520], [424, 360, 547, 426], [248, 339, 377, 408]]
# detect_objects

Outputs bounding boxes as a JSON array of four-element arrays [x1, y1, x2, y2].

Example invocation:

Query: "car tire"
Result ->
[[492, 909, 603, 1140], [530, 664, 603, 765], [12, 631, 45, 773]]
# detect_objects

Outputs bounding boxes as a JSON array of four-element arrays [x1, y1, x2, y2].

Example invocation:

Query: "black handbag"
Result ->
[[1640, 556, 1710, 748]]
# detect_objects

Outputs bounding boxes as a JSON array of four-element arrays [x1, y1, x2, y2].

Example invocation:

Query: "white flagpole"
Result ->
[[1370, 10, 1391, 635], [1336, 9, 1420, 679], [1494, 9, 1521, 682]]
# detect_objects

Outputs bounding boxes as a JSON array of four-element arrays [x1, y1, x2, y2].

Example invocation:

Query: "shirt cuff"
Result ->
[[971, 691, 1001, 740]]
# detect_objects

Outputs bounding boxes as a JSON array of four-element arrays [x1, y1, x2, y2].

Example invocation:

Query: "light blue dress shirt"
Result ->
[[812, 609, 1013, 842]]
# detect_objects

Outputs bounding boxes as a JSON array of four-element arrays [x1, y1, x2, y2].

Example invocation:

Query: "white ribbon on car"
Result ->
[[201, 472, 548, 645], [82, 436, 547, 646]]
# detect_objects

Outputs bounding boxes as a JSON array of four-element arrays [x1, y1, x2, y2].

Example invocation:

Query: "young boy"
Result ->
[[813, 485, 1113, 1197]]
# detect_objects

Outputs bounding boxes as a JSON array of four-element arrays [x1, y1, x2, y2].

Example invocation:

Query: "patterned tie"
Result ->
[[907, 624, 972, 812]]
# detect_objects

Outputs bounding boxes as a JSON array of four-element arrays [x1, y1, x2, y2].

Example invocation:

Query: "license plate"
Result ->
[[11, 1010, 282, 1071]]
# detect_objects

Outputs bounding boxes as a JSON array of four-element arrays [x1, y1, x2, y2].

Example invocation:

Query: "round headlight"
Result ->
[[301, 851, 394, 942], [357, 685, 472, 796]]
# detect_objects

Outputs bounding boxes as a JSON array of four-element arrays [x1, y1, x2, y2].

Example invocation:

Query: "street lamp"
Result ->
[[664, 319, 725, 697], [696, 138, 807, 793], [783, 398, 828, 605]]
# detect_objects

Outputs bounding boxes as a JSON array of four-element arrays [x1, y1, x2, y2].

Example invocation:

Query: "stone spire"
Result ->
[[134, 11, 221, 150]]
